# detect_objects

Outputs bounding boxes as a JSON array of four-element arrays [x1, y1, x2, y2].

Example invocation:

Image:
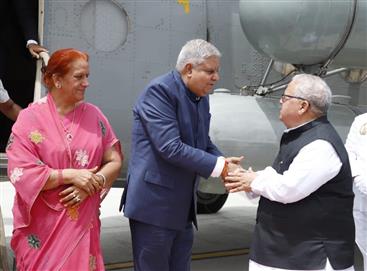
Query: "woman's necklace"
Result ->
[[60, 105, 76, 142]]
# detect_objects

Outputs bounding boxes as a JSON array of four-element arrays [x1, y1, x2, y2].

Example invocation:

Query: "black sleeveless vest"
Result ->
[[250, 116, 355, 270]]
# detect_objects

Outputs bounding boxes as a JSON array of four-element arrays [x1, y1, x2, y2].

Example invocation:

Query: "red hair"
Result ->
[[42, 48, 89, 89]]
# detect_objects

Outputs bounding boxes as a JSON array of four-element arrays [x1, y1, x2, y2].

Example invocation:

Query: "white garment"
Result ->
[[0, 79, 10, 103], [345, 113, 367, 268], [26, 39, 38, 47], [211, 156, 225, 177], [249, 259, 354, 271], [251, 139, 342, 204], [249, 137, 353, 271]]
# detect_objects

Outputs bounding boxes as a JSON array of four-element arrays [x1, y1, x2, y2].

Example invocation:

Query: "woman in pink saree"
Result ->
[[6, 48, 122, 270]]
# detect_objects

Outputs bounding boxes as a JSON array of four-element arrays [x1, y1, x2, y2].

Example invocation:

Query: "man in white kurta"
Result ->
[[225, 74, 355, 271], [345, 114, 367, 269]]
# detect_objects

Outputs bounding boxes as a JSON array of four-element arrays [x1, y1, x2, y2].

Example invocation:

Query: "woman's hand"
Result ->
[[63, 167, 102, 195], [59, 185, 88, 208]]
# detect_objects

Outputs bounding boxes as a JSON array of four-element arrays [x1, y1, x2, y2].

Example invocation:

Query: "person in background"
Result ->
[[7, 48, 122, 270], [13, 0, 48, 58], [225, 74, 355, 271], [345, 114, 367, 269], [120, 39, 242, 271], [0, 0, 48, 151], [0, 79, 22, 121]]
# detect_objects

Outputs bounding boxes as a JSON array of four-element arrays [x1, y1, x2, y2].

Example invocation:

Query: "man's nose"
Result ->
[[212, 72, 220, 81]]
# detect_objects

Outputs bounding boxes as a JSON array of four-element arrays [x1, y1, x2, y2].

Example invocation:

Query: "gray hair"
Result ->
[[292, 74, 332, 115], [175, 39, 221, 72]]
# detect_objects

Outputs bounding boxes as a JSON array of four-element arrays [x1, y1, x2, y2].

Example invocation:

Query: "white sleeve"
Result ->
[[251, 140, 342, 204], [0, 80, 10, 103], [26, 40, 38, 47], [210, 156, 225, 177]]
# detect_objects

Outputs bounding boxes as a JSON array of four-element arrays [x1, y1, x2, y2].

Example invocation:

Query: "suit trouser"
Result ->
[[129, 219, 194, 271]]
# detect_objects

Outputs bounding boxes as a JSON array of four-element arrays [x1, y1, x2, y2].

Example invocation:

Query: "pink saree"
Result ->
[[6, 94, 120, 271]]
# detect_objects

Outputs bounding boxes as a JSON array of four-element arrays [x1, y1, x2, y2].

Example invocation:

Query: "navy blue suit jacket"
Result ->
[[120, 70, 222, 230]]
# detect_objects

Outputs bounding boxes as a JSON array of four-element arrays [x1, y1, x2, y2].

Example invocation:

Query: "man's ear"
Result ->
[[183, 63, 193, 78], [299, 101, 310, 113]]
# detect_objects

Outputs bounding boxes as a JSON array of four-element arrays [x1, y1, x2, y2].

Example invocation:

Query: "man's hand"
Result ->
[[220, 156, 244, 180], [27, 44, 48, 59], [225, 156, 244, 165], [224, 167, 257, 193], [228, 161, 243, 174]]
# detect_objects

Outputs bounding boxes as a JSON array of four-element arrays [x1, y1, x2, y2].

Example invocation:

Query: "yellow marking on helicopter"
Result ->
[[177, 0, 190, 14]]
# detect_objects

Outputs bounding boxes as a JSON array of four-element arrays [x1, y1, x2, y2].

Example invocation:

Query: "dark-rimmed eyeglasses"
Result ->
[[280, 94, 307, 103]]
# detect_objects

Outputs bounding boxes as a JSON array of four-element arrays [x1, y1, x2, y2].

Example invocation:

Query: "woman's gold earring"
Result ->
[[56, 83, 61, 89]]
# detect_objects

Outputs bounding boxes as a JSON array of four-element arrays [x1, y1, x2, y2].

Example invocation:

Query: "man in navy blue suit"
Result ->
[[120, 39, 241, 271]]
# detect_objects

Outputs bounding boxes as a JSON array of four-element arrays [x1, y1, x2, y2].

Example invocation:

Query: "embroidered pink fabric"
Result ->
[[7, 94, 120, 270]]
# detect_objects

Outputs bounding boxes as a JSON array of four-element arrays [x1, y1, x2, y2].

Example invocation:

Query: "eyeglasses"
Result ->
[[280, 94, 307, 103], [193, 67, 220, 77]]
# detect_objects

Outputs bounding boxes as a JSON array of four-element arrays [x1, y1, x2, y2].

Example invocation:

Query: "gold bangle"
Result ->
[[96, 173, 106, 188]]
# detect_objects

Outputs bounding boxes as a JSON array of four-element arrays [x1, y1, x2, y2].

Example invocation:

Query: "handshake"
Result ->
[[220, 156, 256, 193]]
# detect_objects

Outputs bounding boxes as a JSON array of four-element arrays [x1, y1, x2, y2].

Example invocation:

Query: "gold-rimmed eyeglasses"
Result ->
[[280, 94, 307, 103]]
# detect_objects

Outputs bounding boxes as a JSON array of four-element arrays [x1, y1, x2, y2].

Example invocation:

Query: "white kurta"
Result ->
[[248, 135, 354, 271], [345, 113, 367, 269], [0, 79, 10, 103]]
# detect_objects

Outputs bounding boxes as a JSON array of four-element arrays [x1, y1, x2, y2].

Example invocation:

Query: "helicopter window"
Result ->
[[81, 0, 129, 52]]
